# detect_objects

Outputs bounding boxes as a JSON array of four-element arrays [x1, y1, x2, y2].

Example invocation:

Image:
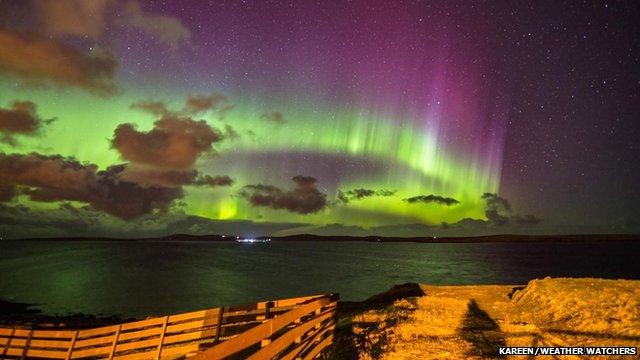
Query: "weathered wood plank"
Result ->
[[0, 337, 16, 346], [272, 295, 325, 307], [117, 327, 163, 342], [32, 330, 76, 339], [112, 348, 157, 360], [0, 328, 75, 339], [0, 328, 16, 337], [3, 337, 70, 349], [3, 346, 68, 359], [279, 323, 335, 360], [114, 337, 159, 353], [246, 308, 335, 360], [69, 345, 112, 359], [2, 329, 41, 339], [189, 296, 332, 360], [157, 343, 202, 358], [120, 317, 165, 332], [72, 333, 114, 349], [77, 324, 119, 339], [302, 333, 334, 360], [162, 328, 216, 346], [167, 308, 217, 324], [165, 317, 218, 334]]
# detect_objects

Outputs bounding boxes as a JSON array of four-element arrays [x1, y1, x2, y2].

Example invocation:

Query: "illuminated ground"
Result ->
[[332, 278, 640, 359]]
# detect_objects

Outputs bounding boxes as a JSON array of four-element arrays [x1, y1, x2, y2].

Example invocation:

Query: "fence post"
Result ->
[[20, 329, 32, 360], [261, 301, 273, 347], [108, 324, 122, 359], [2, 327, 15, 358], [65, 330, 79, 360], [155, 315, 169, 359], [214, 307, 225, 343]]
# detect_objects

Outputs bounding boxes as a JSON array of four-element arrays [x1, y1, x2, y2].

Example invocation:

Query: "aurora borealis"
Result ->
[[0, 1, 638, 238]]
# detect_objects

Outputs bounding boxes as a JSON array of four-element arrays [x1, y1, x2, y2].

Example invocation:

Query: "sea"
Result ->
[[1, 240, 638, 317]]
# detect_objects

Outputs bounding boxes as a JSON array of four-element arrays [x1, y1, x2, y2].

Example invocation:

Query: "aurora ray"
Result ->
[[3, 0, 634, 238]]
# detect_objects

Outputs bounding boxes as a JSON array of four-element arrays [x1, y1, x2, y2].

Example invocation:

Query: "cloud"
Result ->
[[110, 113, 234, 190], [222, 124, 240, 141], [0, 100, 54, 144], [261, 111, 286, 124], [441, 218, 488, 229], [403, 194, 460, 206], [0, 153, 183, 219], [130, 100, 170, 117], [0, 29, 117, 95], [33, 0, 111, 39], [30, 0, 191, 49], [193, 175, 234, 187], [87, 164, 184, 219], [0, 204, 311, 239], [481, 192, 511, 212], [484, 208, 510, 226], [111, 104, 235, 194], [0, 105, 231, 221], [513, 214, 542, 225], [131, 93, 231, 118], [443, 193, 541, 228], [120, 0, 191, 50], [184, 93, 226, 114], [119, 167, 197, 188], [239, 175, 327, 214], [337, 188, 396, 203], [481, 193, 512, 226], [111, 116, 222, 169]]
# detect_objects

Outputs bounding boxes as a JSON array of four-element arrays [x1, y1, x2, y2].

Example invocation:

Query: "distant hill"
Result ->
[[13, 233, 640, 242]]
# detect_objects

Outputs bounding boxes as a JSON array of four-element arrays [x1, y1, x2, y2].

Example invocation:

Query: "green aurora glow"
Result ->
[[0, 85, 501, 229]]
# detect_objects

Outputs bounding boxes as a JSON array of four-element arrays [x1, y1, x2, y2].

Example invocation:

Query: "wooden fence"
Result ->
[[0, 293, 338, 359]]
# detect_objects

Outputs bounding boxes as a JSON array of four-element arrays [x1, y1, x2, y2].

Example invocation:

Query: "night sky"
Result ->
[[0, 0, 638, 238]]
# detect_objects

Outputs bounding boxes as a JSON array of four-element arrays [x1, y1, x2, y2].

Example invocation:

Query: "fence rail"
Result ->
[[0, 293, 338, 359]]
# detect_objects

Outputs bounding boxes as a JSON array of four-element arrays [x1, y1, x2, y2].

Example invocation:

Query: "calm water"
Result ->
[[1, 240, 638, 317]]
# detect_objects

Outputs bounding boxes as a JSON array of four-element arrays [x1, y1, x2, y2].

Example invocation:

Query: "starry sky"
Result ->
[[0, 0, 638, 239]]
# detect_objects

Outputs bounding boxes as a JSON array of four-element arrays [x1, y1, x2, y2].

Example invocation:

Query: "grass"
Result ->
[[330, 278, 640, 359]]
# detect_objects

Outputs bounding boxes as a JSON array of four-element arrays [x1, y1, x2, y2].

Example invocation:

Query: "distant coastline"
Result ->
[[9, 233, 640, 243]]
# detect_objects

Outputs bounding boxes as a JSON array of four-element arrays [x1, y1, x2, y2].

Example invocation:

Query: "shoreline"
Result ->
[[7, 233, 640, 243], [3, 277, 638, 325]]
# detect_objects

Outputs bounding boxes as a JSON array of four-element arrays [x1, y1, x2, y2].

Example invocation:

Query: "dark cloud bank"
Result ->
[[337, 188, 396, 204], [239, 176, 328, 214], [0, 100, 55, 145], [403, 194, 460, 206], [0, 153, 181, 219], [0, 97, 234, 221]]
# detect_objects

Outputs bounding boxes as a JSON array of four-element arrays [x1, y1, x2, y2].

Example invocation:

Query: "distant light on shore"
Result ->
[[236, 238, 271, 243]]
